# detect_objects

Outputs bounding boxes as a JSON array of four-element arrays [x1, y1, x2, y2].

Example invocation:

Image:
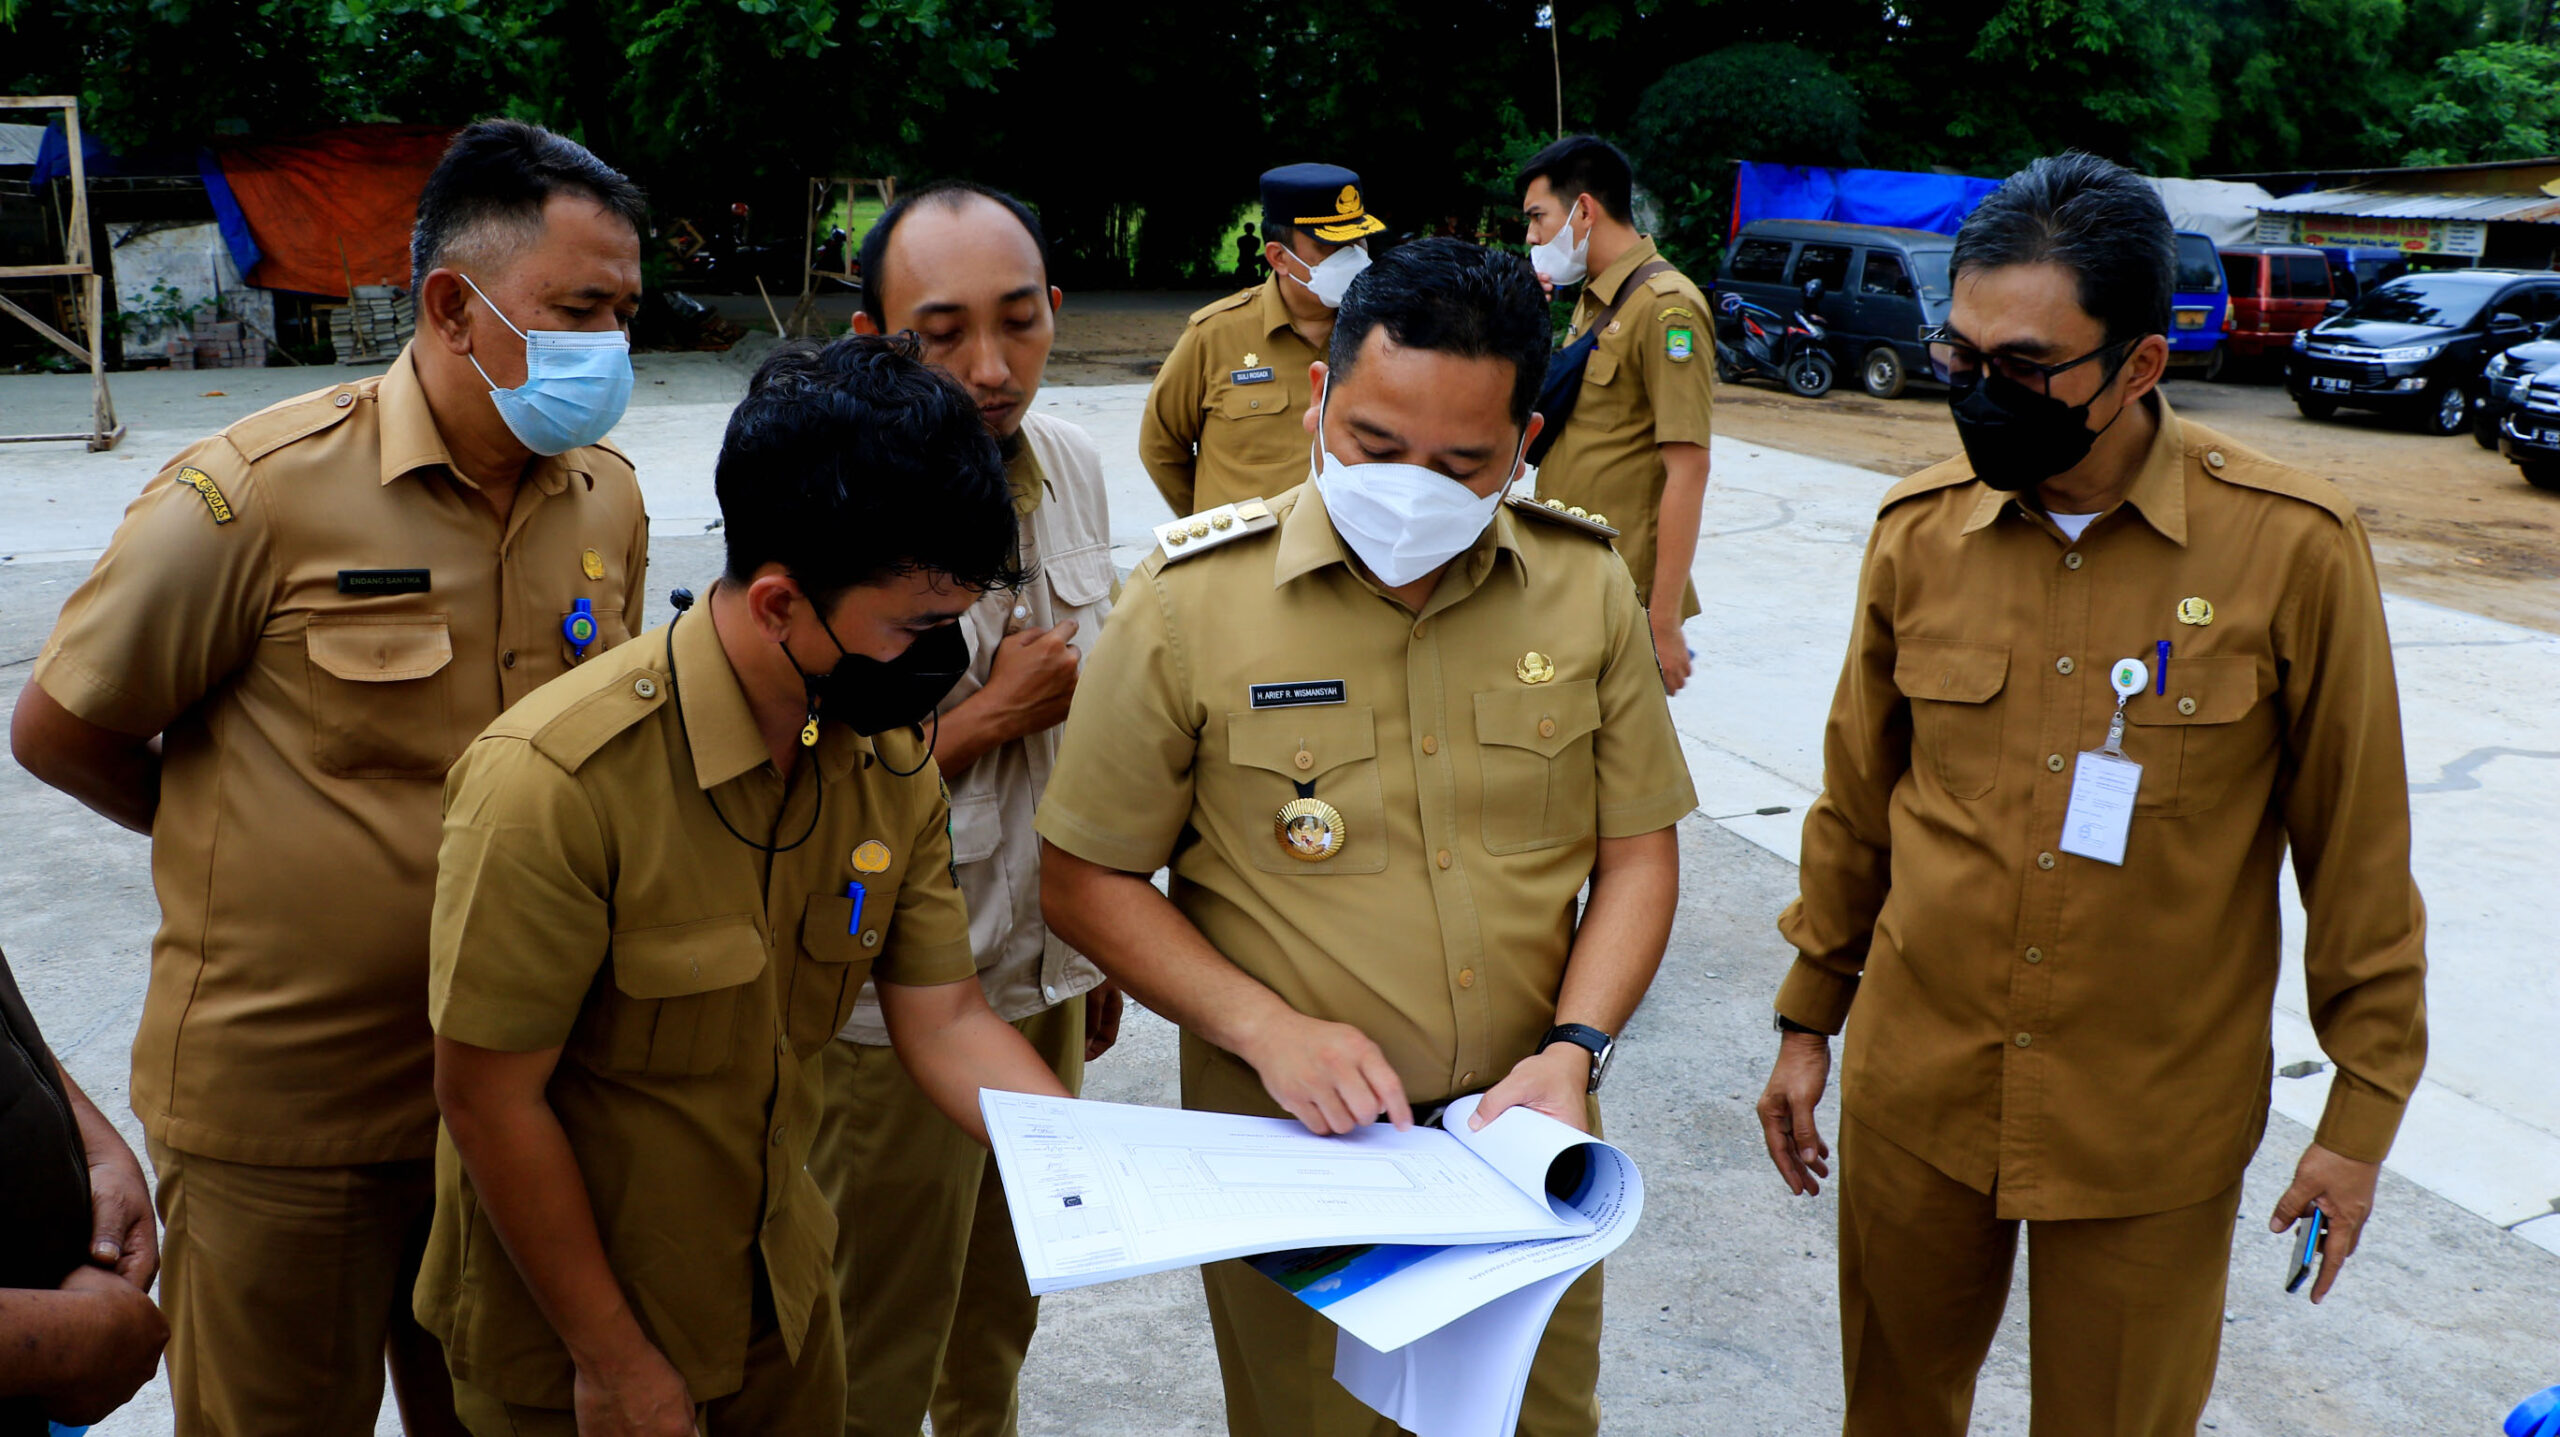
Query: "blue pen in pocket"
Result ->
[[2155, 639, 2170, 696], [844, 880, 867, 934]]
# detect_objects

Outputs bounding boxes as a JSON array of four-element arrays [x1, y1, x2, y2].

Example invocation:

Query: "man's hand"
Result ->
[[572, 1344, 697, 1437], [1084, 981, 1125, 1063], [1651, 617, 1692, 696], [41, 1265, 167, 1427], [2270, 1142, 2382, 1304], [1238, 1011, 1412, 1136], [1533, 269, 1557, 300], [86, 1142, 157, 1289], [1755, 1031, 1833, 1196], [980, 619, 1081, 739], [1469, 1044, 1592, 1134]]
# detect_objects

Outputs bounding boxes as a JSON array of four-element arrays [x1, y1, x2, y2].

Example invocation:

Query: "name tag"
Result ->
[[337, 568, 432, 595], [1230, 367, 1276, 385], [2057, 750, 2142, 866], [1250, 680, 1346, 709]]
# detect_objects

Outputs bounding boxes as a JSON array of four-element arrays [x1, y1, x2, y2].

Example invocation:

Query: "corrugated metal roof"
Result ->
[[2255, 188, 2560, 224]]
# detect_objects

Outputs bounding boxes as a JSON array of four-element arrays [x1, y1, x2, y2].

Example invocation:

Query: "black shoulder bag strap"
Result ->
[[1526, 258, 1675, 467]]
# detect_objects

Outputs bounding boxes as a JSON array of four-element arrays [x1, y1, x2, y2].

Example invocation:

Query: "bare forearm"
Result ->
[[0, 1289, 116, 1394], [1652, 444, 1709, 617], [932, 687, 1021, 778], [880, 980, 1073, 1143], [10, 684, 159, 834], [1040, 843, 1295, 1060], [1557, 828, 1680, 1034]]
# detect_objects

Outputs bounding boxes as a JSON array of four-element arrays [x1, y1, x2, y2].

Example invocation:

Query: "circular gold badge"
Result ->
[[581, 548, 604, 581], [2176, 596, 2215, 627], [852, 840, 892, 873], [1274, 798, 1346, 863], [1517, 651, 1556, 684]]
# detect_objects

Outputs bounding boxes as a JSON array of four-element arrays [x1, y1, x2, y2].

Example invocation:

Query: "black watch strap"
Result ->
[[1539, 1023, 1614, 1094], [1774, 1014, 1827, 1036]]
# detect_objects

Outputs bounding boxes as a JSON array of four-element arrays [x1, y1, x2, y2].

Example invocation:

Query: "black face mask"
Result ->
[[1947, 365, 2128, 494], [797, 614, 970, 738]]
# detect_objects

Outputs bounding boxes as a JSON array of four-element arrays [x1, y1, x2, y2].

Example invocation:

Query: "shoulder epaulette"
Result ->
[[584, 436, 635, 470], [1507, 494, 1621, 539], [523, 667, 669, 772], [1187, 288, 1259, 326], [1879, 457, 1979, 513], [2193, 439, 2356, 526], [224, 382, 365, 462], [1644, 270, 1694, 297], [1154, 497, 1278, 562]]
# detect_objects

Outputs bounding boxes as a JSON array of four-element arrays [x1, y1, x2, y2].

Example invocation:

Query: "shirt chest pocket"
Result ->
[[1473, 681, 1602, 854], [304, 614, 455, 779], [1581, 348, 1622, 389], [788, 893, 879, 1057], [1042, 542, 1115, 621], [1226, 707, 1387, 876], [2120, 654, 2269, 818], [585, 915, 769, 1077], [1895, 639, 2009, 801], [1212, 381, 1297, 426]]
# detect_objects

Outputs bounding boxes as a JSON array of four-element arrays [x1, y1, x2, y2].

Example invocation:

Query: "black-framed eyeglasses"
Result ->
[[1924, 324, 2133, 399]]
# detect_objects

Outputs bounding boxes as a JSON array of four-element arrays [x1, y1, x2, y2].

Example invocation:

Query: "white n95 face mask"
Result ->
[[1309, 396, 1523, 588], [1530, 199, 1591, 287], [1286, 242, 1372, 310]]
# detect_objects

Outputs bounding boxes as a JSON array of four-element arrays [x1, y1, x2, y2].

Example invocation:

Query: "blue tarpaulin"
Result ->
[[30, 123, 263, 280], [1732, 163, 2000, 237]]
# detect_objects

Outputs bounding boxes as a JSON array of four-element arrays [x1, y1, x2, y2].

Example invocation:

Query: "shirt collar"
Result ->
[[1583, 235, 1661, 308], [1270, 480, 1532, 595], [1957, 392, 2190, 547], [1004, 433, 1047, 516], [670, 603, 868, 792], [375, 342, 576, 496], [1255, 273, 1301, 342]]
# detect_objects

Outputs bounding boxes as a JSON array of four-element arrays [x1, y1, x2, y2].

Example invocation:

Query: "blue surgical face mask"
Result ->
[[459, 274, 634, 456]]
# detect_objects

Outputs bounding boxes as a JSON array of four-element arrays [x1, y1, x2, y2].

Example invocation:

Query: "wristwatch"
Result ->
[[1773, 1013, 1827, 1036], [1538, 1023, 1616, 1095]]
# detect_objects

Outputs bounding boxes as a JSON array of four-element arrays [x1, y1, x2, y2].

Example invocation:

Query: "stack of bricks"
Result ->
[[163, 317, 268, 370], [329, 286, 416, 364]]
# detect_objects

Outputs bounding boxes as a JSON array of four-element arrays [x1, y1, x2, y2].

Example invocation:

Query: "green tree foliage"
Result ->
[[1627, 43, 1862, 173], [2401, 39, 2560, 162]]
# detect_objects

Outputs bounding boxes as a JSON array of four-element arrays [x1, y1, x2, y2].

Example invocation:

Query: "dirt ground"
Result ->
[[708, 289, 2560, 630]]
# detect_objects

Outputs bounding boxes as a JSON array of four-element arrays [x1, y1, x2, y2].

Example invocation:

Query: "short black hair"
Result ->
[[1516, 136, 1635, 225], [858, 180, 1051, 329], [716, 333, 1027, 605], [410, 119, 647, 284], [1951, 151, 2174, 345], [1328, 237, 1551, 426]]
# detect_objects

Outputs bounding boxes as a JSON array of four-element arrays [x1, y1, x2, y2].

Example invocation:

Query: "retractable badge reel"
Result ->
[[2057, 658, 2148, 867], [561, 597, 598, 659], [2507, 1386, 2560, 1437]]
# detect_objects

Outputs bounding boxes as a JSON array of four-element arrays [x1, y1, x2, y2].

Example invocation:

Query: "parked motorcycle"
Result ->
[[1714, 279, 1836, 398]]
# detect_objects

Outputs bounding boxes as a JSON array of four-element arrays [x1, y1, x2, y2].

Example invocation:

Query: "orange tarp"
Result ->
[[215, 125, 456, 296]]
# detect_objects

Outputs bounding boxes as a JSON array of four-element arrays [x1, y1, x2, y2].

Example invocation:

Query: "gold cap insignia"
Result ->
[[852, 840, 892, 873], [1336, 184, 1359, 215], [1518, 651, 1556, 684], [2176, 597, 2215, 627], [1276, 797, 1346, 862], [581, 548, 604, 581]]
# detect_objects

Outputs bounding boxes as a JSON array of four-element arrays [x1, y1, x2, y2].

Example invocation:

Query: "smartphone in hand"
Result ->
[[2285, 1207, 2326, 1295]]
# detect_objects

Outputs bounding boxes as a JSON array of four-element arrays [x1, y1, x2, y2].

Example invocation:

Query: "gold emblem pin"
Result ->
[[1275, 797, 1346, 862], [581, 548, 604, 581], [1189, 521, 1211, 539], [1241, 351, 1260, 369], [1566, 506, 1589, 519], [852, 840, 892, 873], [1544, 498, 1567, 511], [2176, 597, 2215, 627], [1211, 513, 1234, 531], [1587, 512, 1610, 526], [1167, 529, 1190, 547], [1518, 651, 1556, 684]]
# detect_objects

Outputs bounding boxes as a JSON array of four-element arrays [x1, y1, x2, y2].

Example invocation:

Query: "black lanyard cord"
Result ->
[[665, 604, 825, 856]]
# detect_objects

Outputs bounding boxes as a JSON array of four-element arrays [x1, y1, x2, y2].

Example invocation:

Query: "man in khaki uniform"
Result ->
[[420, 334, 1074, 1436], [1042, 239, 1694, 1437], [1519, 136, 1713, 694], [1756, 154, 2428, 1436], [816, 180, 1118, 1437], [1140, 163, 1385, 517], [9, 120, 651, 1437]]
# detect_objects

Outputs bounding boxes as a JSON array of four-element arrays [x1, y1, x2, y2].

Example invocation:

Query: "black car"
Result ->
[[2287, 269, 2560, 436], [2496, 370, 2560, 490], [2474, 323, 2560, 448]]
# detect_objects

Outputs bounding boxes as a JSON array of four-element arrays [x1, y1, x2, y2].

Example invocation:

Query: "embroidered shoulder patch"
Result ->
[[175, 466, 236, 524]]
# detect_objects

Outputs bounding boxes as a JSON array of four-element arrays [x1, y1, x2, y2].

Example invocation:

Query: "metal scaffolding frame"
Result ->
[[2, 95, 124, 451]]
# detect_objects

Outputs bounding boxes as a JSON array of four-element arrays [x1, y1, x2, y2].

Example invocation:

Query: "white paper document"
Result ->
[[983, 1091, 1644, 1437], [2059, 749, 2142, 865]]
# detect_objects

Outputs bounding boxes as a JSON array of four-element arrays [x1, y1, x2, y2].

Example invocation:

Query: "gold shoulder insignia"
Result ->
[[1156, 498, 1278, 562], [175, 466, 236, 525], [1506, 494, 1620, 539]]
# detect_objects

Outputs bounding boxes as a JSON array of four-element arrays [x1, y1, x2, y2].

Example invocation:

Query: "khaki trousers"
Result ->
[[810, 995, 1086, 1437], [449, 1272, 846, 1437], [1836, 1112, 2245, 1437], [148, 1138, 463, 1437]]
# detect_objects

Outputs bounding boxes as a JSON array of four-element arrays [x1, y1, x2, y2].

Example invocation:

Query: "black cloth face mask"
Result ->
[[798, 612, 971, 738], [1946, 364, 2129, 494]]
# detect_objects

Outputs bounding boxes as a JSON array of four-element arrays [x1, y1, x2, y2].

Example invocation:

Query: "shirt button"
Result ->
[[1413, 620, 1429, 638], [1043, 984, 1058, 1002], [2064, 552, 2084, 571], [1250, 399, 1262, 409], [2054, 656, 2076, 676], [2046, 753, 2066, 772], [2206, 449, 2227, 469], [2024, 947, 2045, 964], [1435, 849, 1452, 870], [501, 649, 517, 670], [777, 1037, 790, 1057], [332, 392, 353, 408], [2014, 1032, 2034, 1048], [771, 1125, 787, 1145], [1293, 750, 1314, 771], [861, 930, 881, 948], [1460, 1071, 1475, 1086], [1458, 968, 1476, 988], [1421, 735, 1439, 755], [2178, 696, 2198, 716], [1537, 718, 1557, 739], [633, 677, 659, 699], [2036, 851, 2057, 870]]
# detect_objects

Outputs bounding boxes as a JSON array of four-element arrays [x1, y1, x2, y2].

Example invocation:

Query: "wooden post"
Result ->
[[0, 95, 122, 450]]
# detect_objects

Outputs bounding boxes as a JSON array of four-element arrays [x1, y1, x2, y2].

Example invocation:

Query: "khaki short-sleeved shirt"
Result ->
[[1140, 277, 1323, 518], [1036, 486, 1696, 1114], [840, 412, 1113, 1042], [1777, 399, 2428, 1221], [416, 610, 975, 1405], [1533, 237, 1713, 622], [30, 347, 647, 1166]]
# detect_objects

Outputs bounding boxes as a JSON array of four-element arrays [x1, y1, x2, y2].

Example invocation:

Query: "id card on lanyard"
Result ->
[[2058, 658, 2150, 866]]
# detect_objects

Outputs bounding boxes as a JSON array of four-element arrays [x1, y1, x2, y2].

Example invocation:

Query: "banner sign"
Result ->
[[2256, 212, 2489, 257]]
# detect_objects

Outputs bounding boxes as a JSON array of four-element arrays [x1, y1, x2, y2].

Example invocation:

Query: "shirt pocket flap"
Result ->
[[1218, 386, 1293, 420], [1473, 681, 1602, 758], [799, 896, 868, 965], [1583, 348, 1622, 387], [2126, 654, 2263, 727], [1045, 543, 1116, 609], [1895, 639, 2010, 705], [948, 789, 1003, 866], [611, 915, 768, 998], [1227, 706, 1377, 782], [306, 615, 454, 682]]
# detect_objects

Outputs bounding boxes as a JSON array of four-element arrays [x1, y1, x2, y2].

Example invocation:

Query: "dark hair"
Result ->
[[1951, 151, 2174, 345], [410, 119, 648, 283], [1328, 238, 1551, 425], [1516, 135, 1635, 224], [857, 180, 1052, 329], [716, 333, 1027, 604]]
